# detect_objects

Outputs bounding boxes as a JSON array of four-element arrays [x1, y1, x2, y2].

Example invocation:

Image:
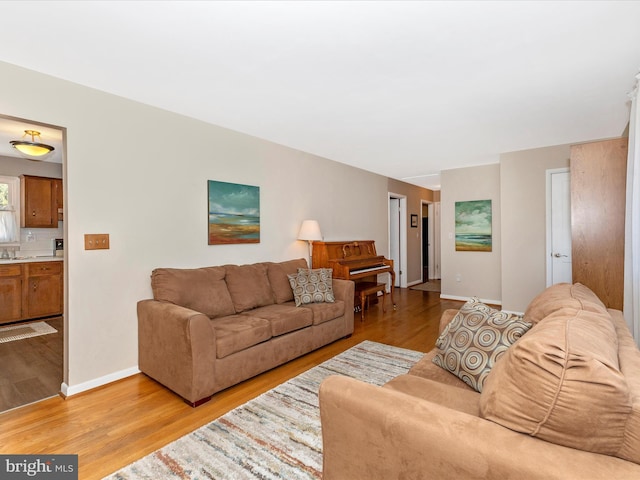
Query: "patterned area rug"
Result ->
[[105, 340, 424, 480], [0, 321, 57, 344]]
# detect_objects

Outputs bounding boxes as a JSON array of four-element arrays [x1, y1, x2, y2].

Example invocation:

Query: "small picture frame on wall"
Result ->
[[410, 214, 418, 228]]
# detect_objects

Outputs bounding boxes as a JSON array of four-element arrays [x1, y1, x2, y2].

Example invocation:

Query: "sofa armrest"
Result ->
[[137, 299, 216, 405], [319, 375, 640, 480], [331, 278, 355, 335]]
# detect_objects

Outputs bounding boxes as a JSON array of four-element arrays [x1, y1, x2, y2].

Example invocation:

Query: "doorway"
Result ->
[[421, 200, 435, 283], [388, 193, 407, 288], [0, 114, 66, 412]]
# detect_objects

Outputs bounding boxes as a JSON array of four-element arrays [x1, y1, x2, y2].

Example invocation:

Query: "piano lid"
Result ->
[[311, 240, 382, 269]]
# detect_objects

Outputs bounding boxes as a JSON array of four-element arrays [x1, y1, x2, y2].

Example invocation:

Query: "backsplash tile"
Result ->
[[19, 224, 64, 257]]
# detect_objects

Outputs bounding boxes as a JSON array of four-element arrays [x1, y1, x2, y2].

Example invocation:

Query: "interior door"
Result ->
[[548, 169, 572, 285]]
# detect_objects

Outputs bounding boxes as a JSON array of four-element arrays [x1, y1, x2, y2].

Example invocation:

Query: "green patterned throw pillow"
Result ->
[[287, 268, 335, 307], [432, 297, 532, 392]]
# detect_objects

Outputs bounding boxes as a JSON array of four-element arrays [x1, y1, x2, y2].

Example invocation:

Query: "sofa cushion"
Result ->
[[210, 315, 272, 359], [302, 300, 345, 325], [523, 282, 607, 324], [409, 350, 476, 391], [243, 303, 313, 337], [266, 258, 308, 304], [432, 297, 532, 392], [384, 374, 481, 417], [151, 266, 235, 319], [225, 263, 275, 313], [287, 268, 335, 307], [480, 308, 633, 460]]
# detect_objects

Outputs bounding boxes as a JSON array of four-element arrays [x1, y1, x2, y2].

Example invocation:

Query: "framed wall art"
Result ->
[[208, 180, 260, 245], [455, 199, 492, 252], [410, 214, 418, 228]]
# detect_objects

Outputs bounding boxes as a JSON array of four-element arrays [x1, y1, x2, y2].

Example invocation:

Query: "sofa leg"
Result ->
[[184, 395, 212, 408], [343, 333, 352, 339]]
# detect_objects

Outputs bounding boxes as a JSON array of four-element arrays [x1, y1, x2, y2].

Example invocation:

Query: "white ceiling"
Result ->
[[0, 1, 639, 189]]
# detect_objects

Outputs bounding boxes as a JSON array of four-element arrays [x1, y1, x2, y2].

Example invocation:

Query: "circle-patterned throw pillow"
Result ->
[[432, 297, 532, 392], [287, 268, 335, 307]]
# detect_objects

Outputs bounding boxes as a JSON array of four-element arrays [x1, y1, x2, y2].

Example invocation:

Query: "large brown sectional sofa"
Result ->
[[138, 258, 354, 406], [320, 283, 640, 479]]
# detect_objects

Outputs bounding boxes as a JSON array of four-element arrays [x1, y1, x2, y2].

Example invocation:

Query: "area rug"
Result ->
[[410, 280, 441, 292], [0, 321, 57, 344], [104, 340, 424, 480]]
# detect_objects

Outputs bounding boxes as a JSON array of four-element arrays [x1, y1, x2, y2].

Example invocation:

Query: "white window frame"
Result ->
[[0, 175, 21, 246]]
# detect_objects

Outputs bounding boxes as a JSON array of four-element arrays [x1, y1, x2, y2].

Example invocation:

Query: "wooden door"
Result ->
[[570, 138, 627, 309]]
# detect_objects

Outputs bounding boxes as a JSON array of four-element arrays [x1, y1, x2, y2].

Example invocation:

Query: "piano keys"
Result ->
[[311, 240, 396, 308]]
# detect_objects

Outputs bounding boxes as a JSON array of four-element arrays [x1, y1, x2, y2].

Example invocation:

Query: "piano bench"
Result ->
[[355, 282, 387, 321]]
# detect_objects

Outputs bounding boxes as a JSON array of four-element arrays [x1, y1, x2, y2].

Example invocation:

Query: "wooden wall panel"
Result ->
[[570, 137, 627, 309]]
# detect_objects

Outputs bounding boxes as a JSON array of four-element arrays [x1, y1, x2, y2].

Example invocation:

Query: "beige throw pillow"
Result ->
[[287, 268, 335, 307], [432, 297, 532, 392]]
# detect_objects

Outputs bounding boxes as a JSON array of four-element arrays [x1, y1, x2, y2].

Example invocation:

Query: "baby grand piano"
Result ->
[[311, 240, 396, 310]]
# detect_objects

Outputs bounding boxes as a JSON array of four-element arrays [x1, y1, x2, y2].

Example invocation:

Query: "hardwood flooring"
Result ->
[[0, 288, 462, 479], [0, 316, 63, 412]]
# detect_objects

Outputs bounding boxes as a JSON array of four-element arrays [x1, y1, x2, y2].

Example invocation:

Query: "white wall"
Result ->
[[440, 164, 502, 304], [440, 146, 571, 312], [500, 144, 570, 312], [0, 61, 392, 393]]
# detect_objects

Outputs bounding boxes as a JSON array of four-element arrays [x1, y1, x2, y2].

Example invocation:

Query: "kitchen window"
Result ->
[[0, 175, 20, 245]]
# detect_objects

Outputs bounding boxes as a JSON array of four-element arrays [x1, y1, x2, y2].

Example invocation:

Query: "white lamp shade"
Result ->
[[298, 220, 322, 241]]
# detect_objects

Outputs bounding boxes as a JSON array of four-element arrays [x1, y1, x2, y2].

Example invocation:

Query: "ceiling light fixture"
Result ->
[[10, 130, 55, 158]]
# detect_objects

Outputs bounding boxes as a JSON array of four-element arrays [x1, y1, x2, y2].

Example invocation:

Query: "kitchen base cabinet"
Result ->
[[0, 261, 63, 325], [24, 262, 63, 319], [0, 265, 23, 323]]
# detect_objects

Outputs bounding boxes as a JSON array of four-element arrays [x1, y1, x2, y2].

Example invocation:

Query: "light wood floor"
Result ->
[[0, 288, 462, 479]]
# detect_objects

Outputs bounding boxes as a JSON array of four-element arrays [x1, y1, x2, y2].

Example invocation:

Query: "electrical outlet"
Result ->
[[455, 273, 461, 282], [26, 231, 36, 243], [84, 233, 110, 250]]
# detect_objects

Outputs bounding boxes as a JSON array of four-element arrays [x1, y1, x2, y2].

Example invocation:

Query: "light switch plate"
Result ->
[[84, 234, 110, 250]]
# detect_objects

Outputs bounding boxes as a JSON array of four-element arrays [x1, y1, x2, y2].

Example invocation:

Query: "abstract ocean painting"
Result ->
[[208, 180, 260, 245], [455, 200, 492, 252]]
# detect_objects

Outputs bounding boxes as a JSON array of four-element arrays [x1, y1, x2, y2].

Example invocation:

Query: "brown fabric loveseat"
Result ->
[[319, 283, 640, 479], [138, 258, 354, 406]]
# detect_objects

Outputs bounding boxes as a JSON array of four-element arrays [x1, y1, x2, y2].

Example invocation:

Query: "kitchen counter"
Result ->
[[0, 256, 64, 265]]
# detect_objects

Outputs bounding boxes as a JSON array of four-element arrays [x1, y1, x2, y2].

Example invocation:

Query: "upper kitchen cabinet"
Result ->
[[54, 177, 63, 222], [20, 175, 62, 228]]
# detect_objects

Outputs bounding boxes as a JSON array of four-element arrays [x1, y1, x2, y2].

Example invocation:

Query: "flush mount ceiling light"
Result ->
[[10, 129, 55, 158]]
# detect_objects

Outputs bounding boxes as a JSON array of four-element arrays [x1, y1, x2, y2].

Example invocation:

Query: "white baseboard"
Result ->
[[61, 366, 140, 397], [439, 294, 502, 306]]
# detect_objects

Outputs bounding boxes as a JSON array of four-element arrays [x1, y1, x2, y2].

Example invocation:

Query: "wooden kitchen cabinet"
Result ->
[[53, 177, 63, 222], [0, 261, 63, 325], [20, 175, 61, 228], [24, 261, 63, 319], [0, 265, 23, 323]]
